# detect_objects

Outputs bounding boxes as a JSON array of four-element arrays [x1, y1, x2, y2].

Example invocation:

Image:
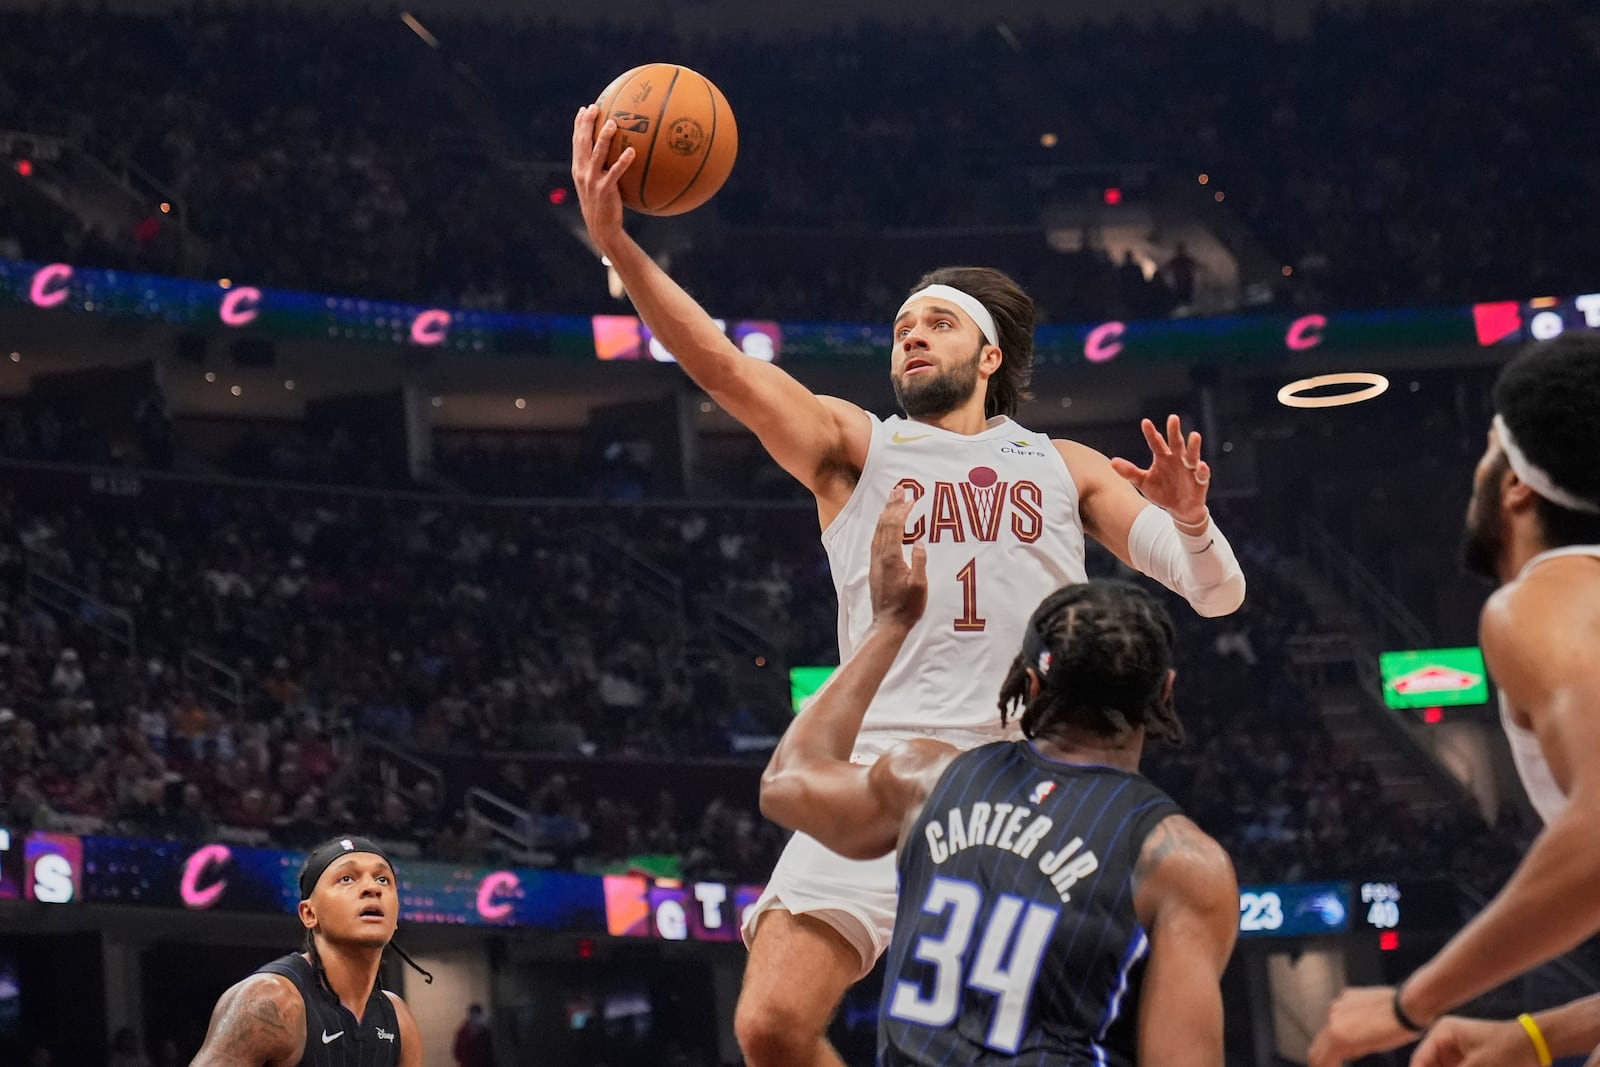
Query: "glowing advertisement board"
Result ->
[[0, 829, 1465, 940], [74, 834, 603, 929], [4, 255, 1565, 366]]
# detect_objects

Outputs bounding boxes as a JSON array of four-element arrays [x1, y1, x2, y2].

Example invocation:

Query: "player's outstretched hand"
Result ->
[[1409, 1016, 1541, 1067], [1110, 414, 1210, 525], [869, 489, 927, 631], [1309, 985, 1422, 1067], [571, 104, 635, 251]]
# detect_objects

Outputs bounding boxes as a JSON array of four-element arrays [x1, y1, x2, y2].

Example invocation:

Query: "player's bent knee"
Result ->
[[736, 913, 862, 1064], [734, 998, 827, 1066]]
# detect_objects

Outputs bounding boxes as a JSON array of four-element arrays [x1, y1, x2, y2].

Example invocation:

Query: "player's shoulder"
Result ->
[[1049, 435, 1113, 472], [193, 972, 305, 1067], [228, 970, 304, 1010], [1132, 814, 1234, 896], [1483, 554, 1600, 655], [818, 395, 875, 433]]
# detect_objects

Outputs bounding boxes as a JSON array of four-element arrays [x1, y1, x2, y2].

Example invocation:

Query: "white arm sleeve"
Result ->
[[1126, 504, 1246, 618]]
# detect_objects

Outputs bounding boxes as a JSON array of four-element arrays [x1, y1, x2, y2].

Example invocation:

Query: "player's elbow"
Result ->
[[1189, 574, 1246, 618], [758, 770, 804, 829]]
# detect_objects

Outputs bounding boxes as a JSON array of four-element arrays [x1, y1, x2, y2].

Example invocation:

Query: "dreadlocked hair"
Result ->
[[997, 580, 1183, 746], [301, 925, 355, 1001]]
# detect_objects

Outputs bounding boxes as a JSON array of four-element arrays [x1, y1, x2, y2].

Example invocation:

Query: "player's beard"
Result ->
[[1460, 455, 1508, 579], [893, 343, 984, 419]]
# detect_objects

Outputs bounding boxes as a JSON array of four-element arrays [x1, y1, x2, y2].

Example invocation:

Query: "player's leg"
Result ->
[[736, 831, 898, 1067], [735, 910, 857, 1067]]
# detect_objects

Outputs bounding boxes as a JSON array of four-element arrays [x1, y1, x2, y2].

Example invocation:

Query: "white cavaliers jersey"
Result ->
[[821, 413, 1088, 735], [1499, 544, 1600, 824]]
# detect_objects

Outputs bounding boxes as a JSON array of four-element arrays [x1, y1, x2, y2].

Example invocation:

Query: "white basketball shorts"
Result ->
[[741, 725, 1012, 979]]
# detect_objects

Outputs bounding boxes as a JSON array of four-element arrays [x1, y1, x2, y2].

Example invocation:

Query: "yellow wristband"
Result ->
[[1517, 1013, 1553, 1067]]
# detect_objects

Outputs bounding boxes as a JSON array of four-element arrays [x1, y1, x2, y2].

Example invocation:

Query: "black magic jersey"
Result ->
[[881, 742, 1180, 1066], [254, 953, 402, 1067]]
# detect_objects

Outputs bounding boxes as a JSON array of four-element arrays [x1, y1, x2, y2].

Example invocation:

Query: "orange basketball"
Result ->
[[593, 63, 738, 216]]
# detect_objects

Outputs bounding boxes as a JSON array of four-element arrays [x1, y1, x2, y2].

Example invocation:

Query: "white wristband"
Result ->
[[1127, 504, 1246, 617]]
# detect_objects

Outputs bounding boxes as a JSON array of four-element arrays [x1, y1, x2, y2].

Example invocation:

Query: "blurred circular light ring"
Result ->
[[1277, 372, 1389, 409]]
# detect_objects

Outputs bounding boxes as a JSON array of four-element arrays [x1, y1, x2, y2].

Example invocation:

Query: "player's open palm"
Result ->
[[1111, 414, 1210, 524], [571, 104, 634, 249], [870, 490, 927, 630], [1410, 1017, 1541, 1067]]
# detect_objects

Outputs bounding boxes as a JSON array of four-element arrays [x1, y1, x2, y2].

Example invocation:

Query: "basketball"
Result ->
[[593, 63, 738, 216]]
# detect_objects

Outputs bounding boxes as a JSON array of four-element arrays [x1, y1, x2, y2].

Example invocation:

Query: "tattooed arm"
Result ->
[[190, 974, 304, 1067], [1131, 814, 1240, 1067]]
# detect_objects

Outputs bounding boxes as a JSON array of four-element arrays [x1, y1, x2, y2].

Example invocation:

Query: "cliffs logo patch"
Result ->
[[668, 117, 706, 156], [1029, 781, 1057, 804], [1001, 438, 1048, 458], [612, 111, 652, 133]]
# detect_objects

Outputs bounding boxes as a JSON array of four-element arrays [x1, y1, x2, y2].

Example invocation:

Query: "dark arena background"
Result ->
[[1, 0, 1598, 1063]]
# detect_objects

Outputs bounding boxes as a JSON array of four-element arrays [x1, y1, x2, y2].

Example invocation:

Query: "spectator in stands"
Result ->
[[452, 1004, 496, 1067]]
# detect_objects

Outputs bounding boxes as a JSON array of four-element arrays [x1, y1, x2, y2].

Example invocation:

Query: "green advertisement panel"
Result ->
[[789, 665, 838, 714], [1378, 647, 1490, 709]]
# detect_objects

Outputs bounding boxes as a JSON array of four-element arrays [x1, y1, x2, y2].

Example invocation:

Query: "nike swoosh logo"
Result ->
[[322, 1031, 344, 1044], [891, 432, 929, 443]]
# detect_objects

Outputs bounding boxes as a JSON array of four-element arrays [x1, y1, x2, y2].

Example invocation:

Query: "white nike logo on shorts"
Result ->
[[322, 1030, 344, 1044]]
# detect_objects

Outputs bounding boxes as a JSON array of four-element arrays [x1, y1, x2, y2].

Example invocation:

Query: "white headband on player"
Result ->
[[1494, 414, 1600, 514], [896, 285, 999, 348]]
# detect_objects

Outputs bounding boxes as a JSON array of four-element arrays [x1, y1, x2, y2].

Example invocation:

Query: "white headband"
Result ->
[[1494, 414, 1600, 514], [896, 285, 999, 348]]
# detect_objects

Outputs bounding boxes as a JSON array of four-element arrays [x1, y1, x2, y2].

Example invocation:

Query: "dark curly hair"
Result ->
[[1493, 333, 1600, 546], [907, 266, 1036, 418], [997, 580, 1183, 746]]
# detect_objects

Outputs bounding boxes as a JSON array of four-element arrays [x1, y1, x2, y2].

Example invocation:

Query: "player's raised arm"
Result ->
[[1311, 572, 1600, 1067], [571, 105, 869, 500], [760, 490, 956, 857], [190, 974, 304, 1067], [1132, 814, 1240, 1067], [1057, 414, 1245, 617]]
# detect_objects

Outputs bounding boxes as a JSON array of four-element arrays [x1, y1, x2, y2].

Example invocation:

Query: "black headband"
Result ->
[[299, 836, 395, 900]]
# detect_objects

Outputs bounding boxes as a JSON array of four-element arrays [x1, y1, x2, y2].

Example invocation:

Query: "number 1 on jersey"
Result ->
[[954, 558, 986, 632]]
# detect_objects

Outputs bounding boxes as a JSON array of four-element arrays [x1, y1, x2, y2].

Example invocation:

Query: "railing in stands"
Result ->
[[1285, 629, 1474, 810], [362, 736, 445, 809], [182, 649, 243, 719], [1298, 516, 1434, 650], [23, 558, 137, 655], [1455, 880, 1600, 1016], [594, 534, 686, 628], [465, 785, 534, 855]]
